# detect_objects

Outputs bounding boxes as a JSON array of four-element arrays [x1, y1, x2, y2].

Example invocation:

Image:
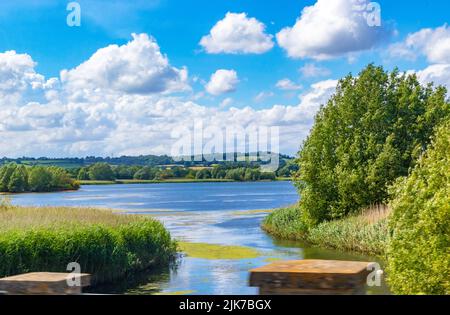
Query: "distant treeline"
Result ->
[[0, 164, 79, 193], [0, 153, 294, 169], [74, 162, 297, 182]]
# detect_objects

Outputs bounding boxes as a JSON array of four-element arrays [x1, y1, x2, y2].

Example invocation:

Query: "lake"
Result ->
[[9, 182, 389, 295]]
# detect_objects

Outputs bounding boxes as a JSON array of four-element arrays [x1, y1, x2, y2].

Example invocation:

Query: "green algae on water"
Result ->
[[178, 242, 261, 260]]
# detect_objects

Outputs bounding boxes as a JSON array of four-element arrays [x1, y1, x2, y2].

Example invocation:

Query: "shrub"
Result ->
[[263, 205, 390, 256], [296, 65, 449, 226], [387, 120, 450, 295], [88, 163, 116, 181], [262, 206, 309, 240], [0, 165, 79, 193]]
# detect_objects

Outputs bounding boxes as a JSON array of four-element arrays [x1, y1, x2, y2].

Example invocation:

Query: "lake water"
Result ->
[[9, 182, 389, 295]]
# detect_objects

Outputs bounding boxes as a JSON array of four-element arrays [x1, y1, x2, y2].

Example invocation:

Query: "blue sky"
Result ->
[[0, 0, 449, 157]]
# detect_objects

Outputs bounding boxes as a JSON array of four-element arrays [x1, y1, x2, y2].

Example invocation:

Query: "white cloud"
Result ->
[[205, 69, 239, 95], [60, 33, 189, 96], [276, 0, 391, 60], [0, 50, 57, 108], [388, 25, 450, 63], [413, 64, 450, 90], [0, 51, 42, 92], [275, 79, 302, 91], [200, 12, 274, 54], [254, 91, 275, 103], [0, 36, 340, 157], [219, 97, 233, 108], [299, 63, 331, 78]]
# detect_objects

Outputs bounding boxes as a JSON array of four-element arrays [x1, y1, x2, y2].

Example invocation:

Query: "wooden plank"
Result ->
[[0, 272, 91, 295], [249, 260, 373, 292]]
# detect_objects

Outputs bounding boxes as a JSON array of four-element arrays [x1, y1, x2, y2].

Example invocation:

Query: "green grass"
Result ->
[[0, 202, 177, 285], [262, 205, 390, 256], [262, 206, 309, 240]]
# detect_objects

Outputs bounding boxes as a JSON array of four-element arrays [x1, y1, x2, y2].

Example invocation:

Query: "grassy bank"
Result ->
[[0, 202, 177, 285], [262, 205, 390, 256]]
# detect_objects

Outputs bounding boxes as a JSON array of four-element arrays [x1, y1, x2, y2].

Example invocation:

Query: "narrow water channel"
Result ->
[[10, 182, 390, 295]]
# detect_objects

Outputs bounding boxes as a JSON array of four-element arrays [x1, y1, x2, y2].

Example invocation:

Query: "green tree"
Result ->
[[77, 167, 90, 180], [28, 166, 53, 192], [49, 166, 77, 190], [114, 165, 140, 179], [7, 165, 28, 193], [88, 163, 115, 181], [260, 171, 276, 180], [387, 119, 450, 294], [195, 169, 211, 179], [0, 164, 17, 192], [296, 65, 450, 226], [133, 166, 157, 180]]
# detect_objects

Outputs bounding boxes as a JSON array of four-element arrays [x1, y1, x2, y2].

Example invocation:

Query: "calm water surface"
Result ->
[[10, 182, 389, 295]]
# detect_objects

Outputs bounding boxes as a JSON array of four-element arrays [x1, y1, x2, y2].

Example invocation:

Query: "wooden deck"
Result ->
[[0, 272, 91, 295], [249, 259, 373, 295]]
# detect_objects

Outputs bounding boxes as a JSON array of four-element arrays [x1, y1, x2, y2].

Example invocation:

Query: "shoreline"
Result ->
[[262, 205, 389, 257], [79, 178, 293, 185]]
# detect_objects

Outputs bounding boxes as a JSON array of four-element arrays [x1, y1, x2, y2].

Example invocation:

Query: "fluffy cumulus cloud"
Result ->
[[200, 12, 274, 54], [0, 33, 340, 157], [60, 33, 189, 96], [276, 0, 391, 60], [413, 64, 450, 90], [205, 69, 239, 95], [275, 79, 302, 91], [388, 25, 450, 63]]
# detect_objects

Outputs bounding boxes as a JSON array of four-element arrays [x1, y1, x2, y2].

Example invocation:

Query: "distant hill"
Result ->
[[0, 153, 294, 169]]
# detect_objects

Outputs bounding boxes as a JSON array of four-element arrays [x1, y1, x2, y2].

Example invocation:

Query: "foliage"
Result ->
[[0, 164, 79, 193], [262, 205, 390, 256], [386, 119, 450, 295], [0, 205, 177, 285], [77, 163, 277, 182], [295, 65, 450, 225], [133, 166, 158, 180], [262, 206, 309, 240], [88, 163, 116, 181], [276, 160, 299, 177]]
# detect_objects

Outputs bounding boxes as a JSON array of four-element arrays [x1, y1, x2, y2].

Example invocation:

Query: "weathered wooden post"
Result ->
[[0, 272, 91, 295], [249, 259, 372, 295]]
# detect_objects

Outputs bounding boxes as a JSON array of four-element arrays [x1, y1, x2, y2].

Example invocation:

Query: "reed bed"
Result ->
[[263, 204, 391, 256], [0, 200, 177, 285]]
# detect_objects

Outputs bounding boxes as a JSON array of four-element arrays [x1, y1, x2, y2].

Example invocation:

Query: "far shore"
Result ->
[[79, 178, 293, 185]]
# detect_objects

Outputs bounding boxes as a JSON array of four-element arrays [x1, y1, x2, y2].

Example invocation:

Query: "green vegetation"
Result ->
[[263, 205, 389, 256], [0, 202, 177, 285], [0, 164, 79, 193], [178, 242, 261, 260], [386, 120, 450, 295], [263, 64, 450, 295], [1, 153, 291, 169], [78, 163, 277, 183], [296, 65, 449, 226]]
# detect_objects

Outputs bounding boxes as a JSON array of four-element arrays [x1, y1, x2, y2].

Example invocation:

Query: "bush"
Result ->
[[88, 163, 116, 181], [263, 205, 390, 256], [0, 205, 177, 285], [0, 164, 79, 193], [296, 65, 449, 226], [387, 120, 450, 295], [262, 206, 309, 240]]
